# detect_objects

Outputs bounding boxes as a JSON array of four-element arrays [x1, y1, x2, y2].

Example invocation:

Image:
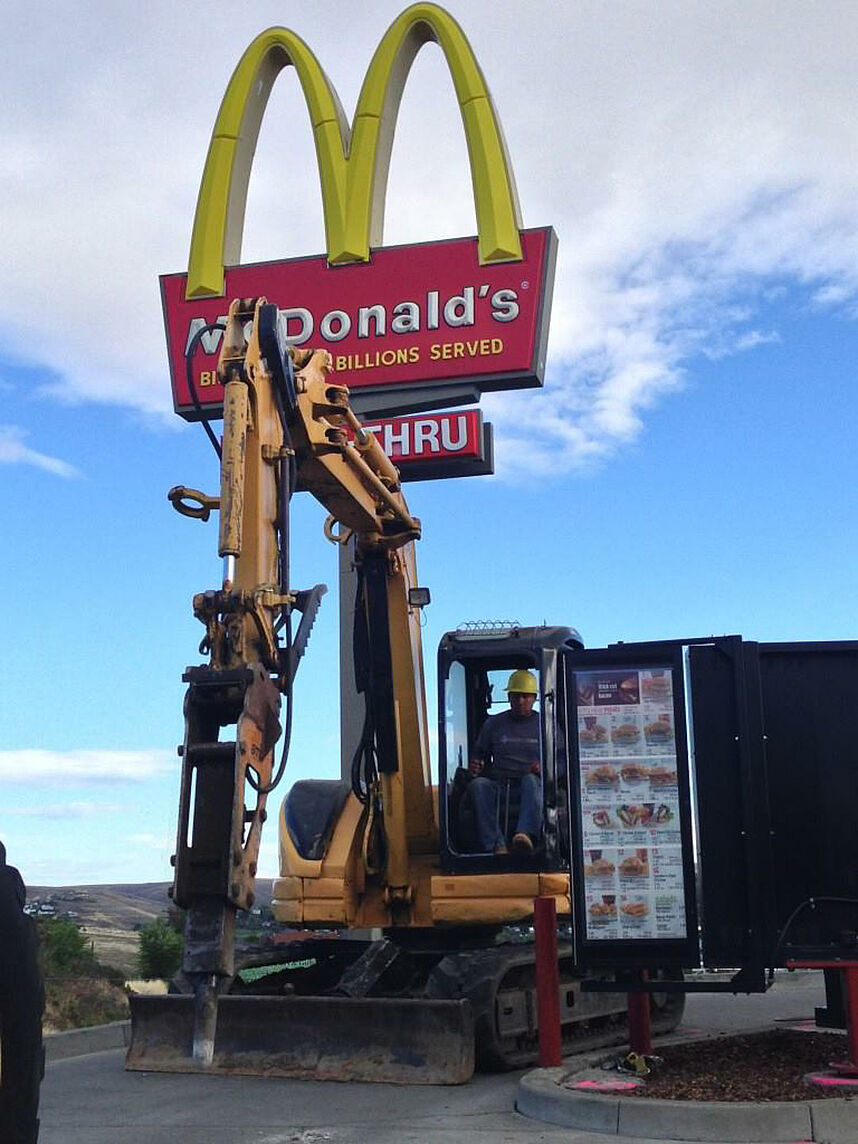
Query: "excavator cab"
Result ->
[[437, 625, 584, 873]]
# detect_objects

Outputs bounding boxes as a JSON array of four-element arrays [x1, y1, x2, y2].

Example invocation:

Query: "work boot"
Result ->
[[512, 832, 533, 853]]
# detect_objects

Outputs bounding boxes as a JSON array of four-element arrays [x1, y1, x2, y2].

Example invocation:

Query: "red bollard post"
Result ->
[[534, 895, 562, 1067], [786, 960, 858, 1075], [843, 966, 858, 1072], [627, 969, 652, 1056]]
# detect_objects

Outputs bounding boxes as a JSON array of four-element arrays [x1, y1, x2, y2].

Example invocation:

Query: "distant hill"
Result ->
[[25, 880, 276, 976], [27, 880, 274, 925], [28, 883, 169, 929]]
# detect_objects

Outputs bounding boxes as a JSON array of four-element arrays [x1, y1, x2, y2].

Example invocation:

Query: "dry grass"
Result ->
[[43, 978, 129, 1033], [83, 927, 141, 978], [125, 979, 168, 995]]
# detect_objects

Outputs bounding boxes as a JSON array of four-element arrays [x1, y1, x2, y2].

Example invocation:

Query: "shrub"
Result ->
[[98, 962, 127, 986], [37, 917, 98, 976], [138, 917, 183, 980]]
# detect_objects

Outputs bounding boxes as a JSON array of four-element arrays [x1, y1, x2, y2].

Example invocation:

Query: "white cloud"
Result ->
[[2, 2, 858, 471], [5, 801, 124, 819], [0, 424, 80, 478], [128, 831, 172, 849], [0, 749, 173, 784]]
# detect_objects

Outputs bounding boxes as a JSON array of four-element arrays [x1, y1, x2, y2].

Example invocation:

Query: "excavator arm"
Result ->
[[144, 297, 440, 1069]]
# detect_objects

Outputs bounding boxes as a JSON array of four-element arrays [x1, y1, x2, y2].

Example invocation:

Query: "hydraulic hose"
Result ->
[[184, 322, 226, 459]]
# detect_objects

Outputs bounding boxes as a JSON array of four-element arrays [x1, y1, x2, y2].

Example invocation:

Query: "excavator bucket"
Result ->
[[126, 994, 474, 1084]]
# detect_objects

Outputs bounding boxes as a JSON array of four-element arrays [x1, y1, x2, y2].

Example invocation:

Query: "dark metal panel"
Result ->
[[758, 644, 858, 955], [688, 640, 774, 969]]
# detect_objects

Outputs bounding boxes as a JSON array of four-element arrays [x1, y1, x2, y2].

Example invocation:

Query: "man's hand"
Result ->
[[530, 761, 541, 776], [469, 757, 484, 776]]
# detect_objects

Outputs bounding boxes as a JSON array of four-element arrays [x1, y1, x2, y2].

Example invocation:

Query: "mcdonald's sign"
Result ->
[[352, 409, 492, 482], [162, 3, 556, 421]]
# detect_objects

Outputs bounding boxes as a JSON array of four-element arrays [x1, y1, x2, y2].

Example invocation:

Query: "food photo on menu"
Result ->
[[587, 893, 619, 925], [644, 715, 674, 747], [578, 715, 609, 750], [640, 669, 672, 702], [618, 848, 649, 877], [589, 806, 616, 833], [583, 850, 616, 877], [611, 716, 642, 749], [577, 671, 640, 707], [619, 897, 650, 921], [585, 763, 619, 788], [619, 761, 648, 784], [648, 764, 677, 788]]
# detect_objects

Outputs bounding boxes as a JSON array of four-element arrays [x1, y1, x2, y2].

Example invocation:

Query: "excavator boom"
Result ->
[[127, 297, 472, 1081]]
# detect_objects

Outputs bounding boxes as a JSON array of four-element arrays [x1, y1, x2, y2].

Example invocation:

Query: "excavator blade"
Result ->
[[126, 994, 474, 1084]]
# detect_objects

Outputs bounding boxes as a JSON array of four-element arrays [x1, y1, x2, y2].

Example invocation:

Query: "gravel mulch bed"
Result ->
[[625, 1030, 856, 1102]]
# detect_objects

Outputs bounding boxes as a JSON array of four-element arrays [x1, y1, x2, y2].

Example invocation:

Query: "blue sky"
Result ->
[[2, 1, 858, 885]]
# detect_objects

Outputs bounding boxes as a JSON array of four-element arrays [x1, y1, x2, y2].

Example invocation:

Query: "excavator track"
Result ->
[[129, 934, 684, 1081], [232, 936, 684, 1073], [425, 942, 684, 1070]]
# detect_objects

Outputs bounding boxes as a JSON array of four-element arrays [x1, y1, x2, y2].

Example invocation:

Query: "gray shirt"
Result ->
[[474, 710, 541, 779]]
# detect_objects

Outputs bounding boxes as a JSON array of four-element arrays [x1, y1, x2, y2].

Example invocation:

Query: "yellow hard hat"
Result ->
[[506, 669, 538, 695]]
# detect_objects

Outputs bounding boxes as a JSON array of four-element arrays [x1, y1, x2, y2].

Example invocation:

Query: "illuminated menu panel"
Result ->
[[574, 667, 687, 942]]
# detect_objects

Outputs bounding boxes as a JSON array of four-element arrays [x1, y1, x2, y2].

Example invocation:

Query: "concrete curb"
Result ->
[[45, 1020, 131, 1062], [517, 1066, 857, 1143]]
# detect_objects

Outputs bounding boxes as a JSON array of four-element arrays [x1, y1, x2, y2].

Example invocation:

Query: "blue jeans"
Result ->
[[469, 773, 541, 852]]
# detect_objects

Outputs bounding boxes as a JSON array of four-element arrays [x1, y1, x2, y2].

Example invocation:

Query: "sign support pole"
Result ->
[[534, 896, 562, 1067], [627, 970, 652, 1056]]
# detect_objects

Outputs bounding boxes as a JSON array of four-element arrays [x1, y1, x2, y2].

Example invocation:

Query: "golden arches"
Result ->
[[186, 3, 522, 300]]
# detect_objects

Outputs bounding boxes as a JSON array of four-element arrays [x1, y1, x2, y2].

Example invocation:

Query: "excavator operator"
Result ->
[[467, 669, 542, 855]]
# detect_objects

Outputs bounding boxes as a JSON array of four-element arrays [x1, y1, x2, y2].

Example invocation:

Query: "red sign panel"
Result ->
[[355, 409, 491, 482], [161, 227, 556, 421]]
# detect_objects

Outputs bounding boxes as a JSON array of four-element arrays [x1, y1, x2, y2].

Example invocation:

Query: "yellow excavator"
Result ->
[[126, 297, 683, 1082]]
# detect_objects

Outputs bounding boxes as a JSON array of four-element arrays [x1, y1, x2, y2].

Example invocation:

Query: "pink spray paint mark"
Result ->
[[572, 1079, 639, 1093]]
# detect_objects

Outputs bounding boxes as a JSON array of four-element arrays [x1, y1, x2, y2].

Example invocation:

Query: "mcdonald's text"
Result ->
[[162, 228, 555, 421]]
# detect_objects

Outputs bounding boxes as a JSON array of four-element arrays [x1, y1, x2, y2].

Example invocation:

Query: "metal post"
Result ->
[[533, 896, 561, 1067], [627, 970, 652, 1055], [787, 959, 858, 1075], [838, 965, 858, 1073]]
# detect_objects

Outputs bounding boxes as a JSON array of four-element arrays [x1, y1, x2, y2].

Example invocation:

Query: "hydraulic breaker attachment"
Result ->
[[126, 994, 474, 1084], [169, 661, 282, 1063]]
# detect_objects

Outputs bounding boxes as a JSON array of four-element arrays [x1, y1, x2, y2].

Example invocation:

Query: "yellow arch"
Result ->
[[186, 3, 523, 299]]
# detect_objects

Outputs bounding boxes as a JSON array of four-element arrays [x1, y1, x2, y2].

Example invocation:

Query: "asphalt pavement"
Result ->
[[40, 971, 830, 1144]]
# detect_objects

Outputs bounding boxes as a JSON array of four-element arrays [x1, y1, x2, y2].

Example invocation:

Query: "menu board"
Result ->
[[574, 666, 688, 942]]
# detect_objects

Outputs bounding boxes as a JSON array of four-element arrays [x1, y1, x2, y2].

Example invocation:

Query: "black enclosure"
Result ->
[[690, 638, 858, 967], [759, 641, 858, 957], [433, 628, 858, 986], [559, 636, 858, 981]]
